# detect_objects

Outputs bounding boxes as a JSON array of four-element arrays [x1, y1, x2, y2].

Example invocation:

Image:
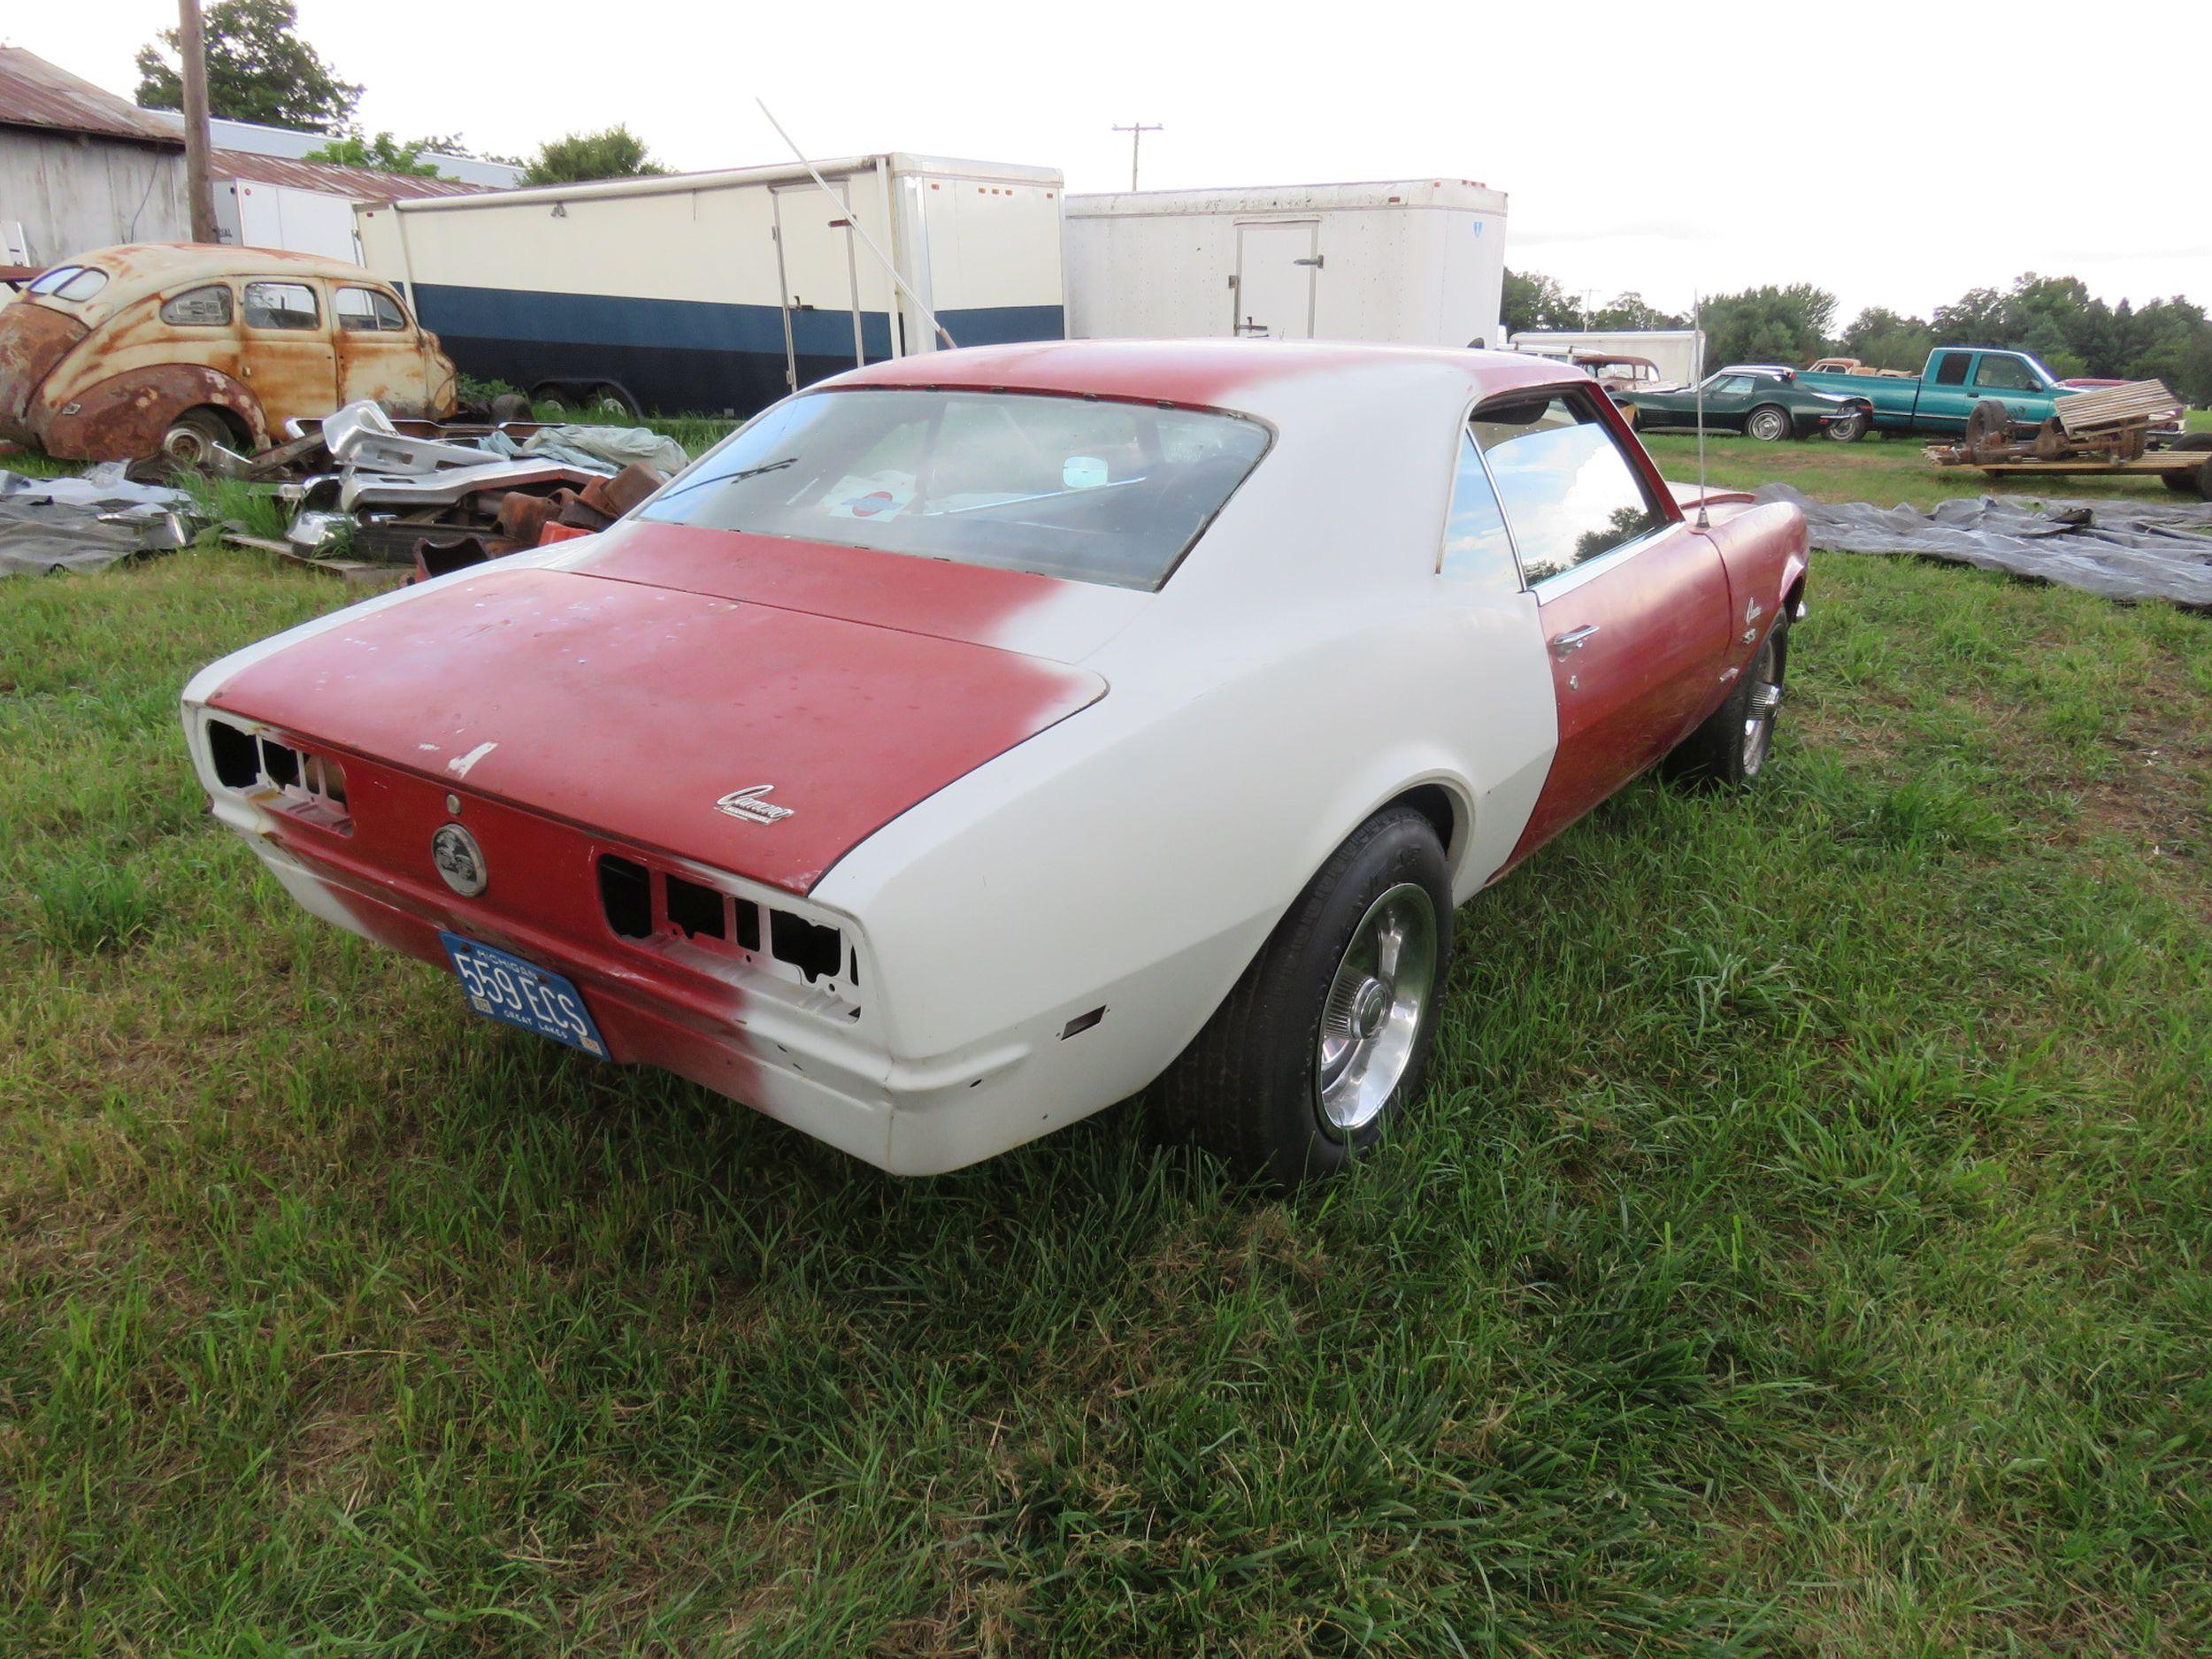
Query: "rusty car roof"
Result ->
[[26, 244, 403, 314]]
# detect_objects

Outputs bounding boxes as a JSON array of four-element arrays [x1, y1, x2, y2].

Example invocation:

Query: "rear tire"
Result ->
[[1746, 404, 1793, 443], [1825, 409, 1870, 442], [586, 383, 638, 419], [1149, 807, 1453, 1186], [1663, 620, 1788, 787]]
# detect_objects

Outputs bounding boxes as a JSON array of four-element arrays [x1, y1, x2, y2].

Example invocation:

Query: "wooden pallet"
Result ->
[[2055, 379, 2183, 435]]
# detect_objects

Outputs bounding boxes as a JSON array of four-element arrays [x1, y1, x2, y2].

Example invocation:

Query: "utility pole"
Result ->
[[1111, 122, 1161, 192], [179, 0, 218, 242]]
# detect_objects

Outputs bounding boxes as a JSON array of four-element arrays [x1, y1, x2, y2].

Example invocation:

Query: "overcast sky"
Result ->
[[17, 2, 2208, 325]]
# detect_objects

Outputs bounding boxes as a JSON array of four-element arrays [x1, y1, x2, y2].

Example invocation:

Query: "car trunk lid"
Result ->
[[205, 564, 1107, 894]]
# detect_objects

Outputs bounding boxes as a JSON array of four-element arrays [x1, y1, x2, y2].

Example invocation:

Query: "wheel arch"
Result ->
[[38, 364, 267, 461]]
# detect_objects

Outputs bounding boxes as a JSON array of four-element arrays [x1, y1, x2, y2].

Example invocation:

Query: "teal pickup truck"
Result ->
[[1798, 348, 2073, 438]]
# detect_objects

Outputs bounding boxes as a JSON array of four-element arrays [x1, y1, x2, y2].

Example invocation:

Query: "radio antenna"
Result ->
[[755, 99, 958, 350], [1692, 290, 1709, 528]]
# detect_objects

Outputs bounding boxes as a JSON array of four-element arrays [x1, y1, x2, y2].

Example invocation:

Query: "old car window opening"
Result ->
[[1470, 388, 1665, 588], [159, 284, 234, 327], [242, 280, 320, 331], [640, 388, 1271, 591]]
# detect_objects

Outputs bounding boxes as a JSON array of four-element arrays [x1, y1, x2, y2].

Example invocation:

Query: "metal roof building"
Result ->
[[0, 47, 499, 273]]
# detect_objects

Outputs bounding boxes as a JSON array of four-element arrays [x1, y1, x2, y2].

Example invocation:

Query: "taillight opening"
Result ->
[[204, 717, 349, 830], [595, 850, 854, 997]]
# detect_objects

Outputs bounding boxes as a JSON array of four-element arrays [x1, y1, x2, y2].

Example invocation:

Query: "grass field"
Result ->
[[3, 439, 2211, 1653]]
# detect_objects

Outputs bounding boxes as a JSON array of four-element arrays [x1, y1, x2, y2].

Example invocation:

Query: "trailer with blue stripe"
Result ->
[[355, 153, 1067, 419]]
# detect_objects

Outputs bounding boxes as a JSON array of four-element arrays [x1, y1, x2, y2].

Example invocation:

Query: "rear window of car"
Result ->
[[242, 281, 320, 330], [29, 265, 107, 302], [335, 286, 409, 331], [640, 388, 1272, 591], [160, 284, 234, 326]]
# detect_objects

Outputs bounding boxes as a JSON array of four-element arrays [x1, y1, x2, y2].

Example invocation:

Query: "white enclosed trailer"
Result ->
[[1064, 178, 1507, 349], [355, 153, 1066, 417], [1509, 329, 1706, 388]]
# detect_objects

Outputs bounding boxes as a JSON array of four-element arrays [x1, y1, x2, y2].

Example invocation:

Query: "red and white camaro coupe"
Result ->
[[184, 342, 1808, 1182]]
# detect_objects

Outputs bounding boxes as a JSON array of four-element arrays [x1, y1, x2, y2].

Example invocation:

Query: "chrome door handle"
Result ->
[[1549, 624, 1600, 656]]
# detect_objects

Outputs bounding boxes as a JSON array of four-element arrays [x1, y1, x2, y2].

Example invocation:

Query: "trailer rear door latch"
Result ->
[[1293, 256, 1325, 268]]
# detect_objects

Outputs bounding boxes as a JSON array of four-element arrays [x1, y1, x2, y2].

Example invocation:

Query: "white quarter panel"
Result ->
[[817, 353, 1559, 1071]]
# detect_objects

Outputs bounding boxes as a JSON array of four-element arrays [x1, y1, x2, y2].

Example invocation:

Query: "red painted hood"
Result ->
[[207, 564, 1106, 894]]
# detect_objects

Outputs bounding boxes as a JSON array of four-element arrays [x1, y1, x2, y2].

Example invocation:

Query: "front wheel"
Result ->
[[1746, 404, 1793, 443], [1149, 807, 1453, 1185], [1663, 620, 1788, 787]]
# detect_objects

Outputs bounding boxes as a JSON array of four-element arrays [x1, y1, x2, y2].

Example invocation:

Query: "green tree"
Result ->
[[134, 0, 361, 132], [302, 132, 439, 178], [1931, 285, 2006, 346], [2117, 296, 2212, 404], [520, 127, 669, 187], [1839, 306, 1936, 373], [1501, 269, 1582, 336], [1588, 292, 1688, 331], [1699, 284, 1838, 369]]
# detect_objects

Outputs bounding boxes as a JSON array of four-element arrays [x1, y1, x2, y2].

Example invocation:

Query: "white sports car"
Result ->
[[183, 340, 1809, 1182]]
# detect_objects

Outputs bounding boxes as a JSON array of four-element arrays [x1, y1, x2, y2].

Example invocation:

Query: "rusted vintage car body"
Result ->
[[0, 243, 457, 463]]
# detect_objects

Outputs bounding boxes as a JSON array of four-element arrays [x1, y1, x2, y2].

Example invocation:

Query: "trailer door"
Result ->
[[1232, 219, 1319, 339], [770, 183, 867, 391]]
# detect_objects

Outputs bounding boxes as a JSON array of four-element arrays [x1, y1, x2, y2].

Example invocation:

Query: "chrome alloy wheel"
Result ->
[[1741, 632, 1785, 776], [1315, 882, 1439, 1139]]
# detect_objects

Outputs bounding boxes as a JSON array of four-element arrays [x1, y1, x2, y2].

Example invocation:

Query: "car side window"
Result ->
[[1973, 355, 2035, 391], [159, 284, 233, 326], [1472, 391, 1665, 587], [242, 281, 320, 331], [1933, 353, 1971, 387], [1440, 430, 1519, 592], [335, 286, 411, 332], [1711, 374, 1755, 395]]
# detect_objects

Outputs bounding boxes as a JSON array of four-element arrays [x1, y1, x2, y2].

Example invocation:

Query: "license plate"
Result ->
[[441, 932, 606, 1057]]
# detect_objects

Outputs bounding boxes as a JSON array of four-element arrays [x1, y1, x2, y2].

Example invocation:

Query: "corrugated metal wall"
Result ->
[[0, 128, 189, 265]]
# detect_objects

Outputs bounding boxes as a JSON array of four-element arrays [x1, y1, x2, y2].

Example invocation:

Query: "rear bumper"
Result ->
[[237, 829, 1136, 1176]]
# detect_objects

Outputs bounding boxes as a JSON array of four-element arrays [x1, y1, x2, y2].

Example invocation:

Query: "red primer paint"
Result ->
[[571, 521, 1079, 648], [209, 565, 1102, 894]]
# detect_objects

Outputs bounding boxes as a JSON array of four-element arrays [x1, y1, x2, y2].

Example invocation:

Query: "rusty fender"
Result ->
[[39, 364, 268, 463]]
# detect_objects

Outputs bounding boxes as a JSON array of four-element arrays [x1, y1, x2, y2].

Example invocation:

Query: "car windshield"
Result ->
[[640, 388, 1272, 591]]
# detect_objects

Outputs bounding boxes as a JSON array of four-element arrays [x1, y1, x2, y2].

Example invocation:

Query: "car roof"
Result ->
[[27, 242, 393, 311], [824, 337, 1583, 414]]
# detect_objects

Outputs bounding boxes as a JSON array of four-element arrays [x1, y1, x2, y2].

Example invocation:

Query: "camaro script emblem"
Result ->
[[715, 784, 795, 826], [431, 823, 488, 896]]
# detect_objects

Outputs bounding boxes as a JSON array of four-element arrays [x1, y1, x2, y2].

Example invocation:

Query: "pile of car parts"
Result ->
[[251, 401, 675, 579], [1927, 380, 2211, 499], [0, 464, 196, 577]]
